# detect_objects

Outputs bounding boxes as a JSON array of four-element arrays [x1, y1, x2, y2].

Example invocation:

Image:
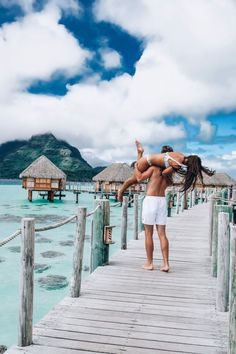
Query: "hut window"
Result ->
[[51, 181, 59, 188], [27, 180, 34, 188]]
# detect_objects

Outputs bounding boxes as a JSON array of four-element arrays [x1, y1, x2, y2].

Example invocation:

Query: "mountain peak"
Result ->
[[0, 133, 103, 181]]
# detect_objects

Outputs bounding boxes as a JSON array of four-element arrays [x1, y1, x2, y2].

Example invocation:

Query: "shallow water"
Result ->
[[0, 184, 135, 348]]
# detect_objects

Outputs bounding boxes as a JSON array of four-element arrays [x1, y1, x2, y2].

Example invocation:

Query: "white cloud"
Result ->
[[0, 3, 90, 99], [100, 49, 122, 69], [0, 0, 80, 14], [198, 121, 216, 143], [0, 0, 34, 12], [1, 0, 236, 166], [222, 151, 236, 161]]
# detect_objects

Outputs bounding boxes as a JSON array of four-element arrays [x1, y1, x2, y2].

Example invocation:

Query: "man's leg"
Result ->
[[143, 224, 154, 270], [156, 224, 169, 272]]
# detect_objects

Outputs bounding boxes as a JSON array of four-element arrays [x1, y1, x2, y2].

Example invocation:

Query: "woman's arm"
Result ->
[[161, 166, 175, 176]]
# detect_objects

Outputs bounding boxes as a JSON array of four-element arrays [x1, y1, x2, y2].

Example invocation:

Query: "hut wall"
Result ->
[[22, 178, 64, 191]]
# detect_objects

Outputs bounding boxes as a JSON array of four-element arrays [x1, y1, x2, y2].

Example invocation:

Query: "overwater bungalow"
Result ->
[[173, 172, 235, 189], [92, 163, 146, 197], [19, 155, 67, 202]]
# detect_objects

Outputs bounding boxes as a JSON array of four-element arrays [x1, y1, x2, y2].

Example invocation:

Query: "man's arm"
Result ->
[[135, 164, 154, 182]]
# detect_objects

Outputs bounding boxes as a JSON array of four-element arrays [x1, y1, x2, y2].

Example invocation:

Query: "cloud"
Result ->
[[0, 0, 80, 14], [100, 48, 122, 69], [1, 0, 236, 167], [0, 3, 90, 99], [197, 121, 216, 143], [222, 151, 236, 161], [94, 0, 236, 117], [0, 0, 34, 12]]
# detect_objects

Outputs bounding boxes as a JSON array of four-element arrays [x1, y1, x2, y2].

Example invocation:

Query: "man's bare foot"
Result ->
[[135, 140, 144, 154], [118, 189, 123, 202], [142, 263, 154, 270], [160, 265, 169, 272]]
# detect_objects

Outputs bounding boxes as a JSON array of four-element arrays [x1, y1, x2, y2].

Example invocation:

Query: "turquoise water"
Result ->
[[0, 184, 135, 348]]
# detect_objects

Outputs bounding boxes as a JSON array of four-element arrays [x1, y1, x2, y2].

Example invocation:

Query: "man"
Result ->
[[135, 161, 172, 271], [119, 142, 173, 272]]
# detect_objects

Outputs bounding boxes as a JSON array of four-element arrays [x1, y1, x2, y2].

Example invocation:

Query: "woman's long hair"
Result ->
[[179, 155, 215, 192]]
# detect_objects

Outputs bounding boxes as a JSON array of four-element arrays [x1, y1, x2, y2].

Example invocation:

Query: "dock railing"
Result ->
[[208, 190, 236, 353], [0, 186, 230, 349]]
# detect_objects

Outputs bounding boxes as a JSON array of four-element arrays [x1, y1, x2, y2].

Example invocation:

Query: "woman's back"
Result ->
[[150, 152, 185, 168]]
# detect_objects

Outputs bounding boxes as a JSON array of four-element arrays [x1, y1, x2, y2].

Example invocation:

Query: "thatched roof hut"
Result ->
[[92, 163, 145, 193], [20, 155, 66, 179], [173, 172, 235, 188], [19, 155, 66, 201]]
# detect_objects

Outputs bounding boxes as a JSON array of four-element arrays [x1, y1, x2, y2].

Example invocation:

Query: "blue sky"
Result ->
[[0, 0, 236, 176]]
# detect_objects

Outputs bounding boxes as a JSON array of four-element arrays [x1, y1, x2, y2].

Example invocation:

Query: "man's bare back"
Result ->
[[134, 164, 172, 196], [146, 166, 171, 196]]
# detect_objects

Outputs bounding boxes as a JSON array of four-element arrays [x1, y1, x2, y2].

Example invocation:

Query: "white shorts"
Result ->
[[142, 196, 167, 225]]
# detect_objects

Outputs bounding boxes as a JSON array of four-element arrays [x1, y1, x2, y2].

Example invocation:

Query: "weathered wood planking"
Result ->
[[6, 203, 228, 353]]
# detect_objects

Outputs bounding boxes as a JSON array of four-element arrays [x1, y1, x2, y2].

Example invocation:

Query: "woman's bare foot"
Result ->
[[142, 263, 154, 270], [160, 265, 169, 272], [135, 140, 144, 154]]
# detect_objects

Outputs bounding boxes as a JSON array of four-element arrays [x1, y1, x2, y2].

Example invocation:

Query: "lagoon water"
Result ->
[[0, 183, 135, 348]]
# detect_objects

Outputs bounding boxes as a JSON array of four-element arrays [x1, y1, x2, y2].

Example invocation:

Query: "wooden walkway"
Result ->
[[7, 203, 228, 353]]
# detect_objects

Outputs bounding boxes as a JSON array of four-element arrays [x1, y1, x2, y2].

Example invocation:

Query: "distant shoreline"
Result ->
[[0, 179, 21, 185]]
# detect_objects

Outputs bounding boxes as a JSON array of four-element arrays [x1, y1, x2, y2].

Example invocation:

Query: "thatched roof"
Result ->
[[19, 155, 66, 179], [93, 163, 133, 182], [173, 172, 235, 187], [93, 162, 235, 187]]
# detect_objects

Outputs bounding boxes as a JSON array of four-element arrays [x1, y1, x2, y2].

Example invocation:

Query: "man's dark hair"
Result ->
[[130, 161, 136, 168], [161, 145, 174, 153]]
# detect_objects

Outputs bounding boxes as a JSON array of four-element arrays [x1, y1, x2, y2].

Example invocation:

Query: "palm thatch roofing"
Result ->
[[173, 172, 235, 187], [93, 163, 133, 182], [19, 155, 66, 179]]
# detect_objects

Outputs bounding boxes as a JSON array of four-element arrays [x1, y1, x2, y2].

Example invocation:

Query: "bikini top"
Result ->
[[164, 152, 187, 172]]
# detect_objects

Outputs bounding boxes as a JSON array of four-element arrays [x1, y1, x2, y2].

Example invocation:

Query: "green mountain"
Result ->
[[0, 133, 105, 181]]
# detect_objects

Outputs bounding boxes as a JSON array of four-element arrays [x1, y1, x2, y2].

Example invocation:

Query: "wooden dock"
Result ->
[[7, 202, 228, 353]]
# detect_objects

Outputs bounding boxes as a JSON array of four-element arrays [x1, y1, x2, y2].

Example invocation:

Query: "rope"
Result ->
[[35, 215, 76, 232], [86, 204, 101, 218], [0, 229, 21, 247], [110, 202, 122, 207], [214, 197, 236, 204], [138, 195, 145, 200]]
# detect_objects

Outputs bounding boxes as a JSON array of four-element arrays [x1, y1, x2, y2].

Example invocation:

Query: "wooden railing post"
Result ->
[[176, 191, 180, 214], [181, 193, 185, 212], [121, 196, 128, 250], [70, 207, 87, 297], [216, 212, 230, 311], [211, 204, 233, 277], [189, 190, 193, 208], [139, 196, 145, 232], [166, 191, 172, 217], [192, 189, 196, 207], [91, 200, 110, 272], [133, 194, 139, 240], [19, 218, 35, 347], [229, 224, 236, 353], [209, 194, 216, 256]]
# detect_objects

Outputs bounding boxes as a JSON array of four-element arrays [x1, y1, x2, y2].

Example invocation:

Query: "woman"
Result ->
[[118, 141, 215, 201]]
